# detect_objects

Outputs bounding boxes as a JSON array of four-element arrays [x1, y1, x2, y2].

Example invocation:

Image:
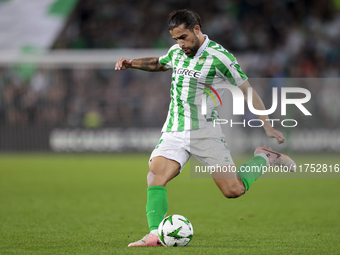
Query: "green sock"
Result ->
[[146, 186, 168, 231], [237, 155, 267, 191]]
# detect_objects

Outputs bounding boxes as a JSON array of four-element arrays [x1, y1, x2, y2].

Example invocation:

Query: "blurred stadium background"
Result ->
[[0, 0, 339, 153]]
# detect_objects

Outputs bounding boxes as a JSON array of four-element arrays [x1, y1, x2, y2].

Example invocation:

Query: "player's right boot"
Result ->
[[254, 146, 296, 172], [128, 233, 163, 247]]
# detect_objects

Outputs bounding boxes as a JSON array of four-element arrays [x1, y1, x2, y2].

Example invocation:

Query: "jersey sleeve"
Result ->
[[159, 45, 179, 69], [214, 52, 248, 86]]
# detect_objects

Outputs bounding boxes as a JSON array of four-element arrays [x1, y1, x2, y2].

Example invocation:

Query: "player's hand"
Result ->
[[115, 58, 133, 70], [265, 128, 285, 144]]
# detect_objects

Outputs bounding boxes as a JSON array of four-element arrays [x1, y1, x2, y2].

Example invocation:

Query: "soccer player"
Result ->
[[115, 9, 296, 247]]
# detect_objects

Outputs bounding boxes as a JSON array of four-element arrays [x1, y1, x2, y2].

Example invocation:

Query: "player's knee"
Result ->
[[147, 169, 161, 186], [147, 157, 181, 187], [222, 185, 245, 199], [147, 168, 168, 187]]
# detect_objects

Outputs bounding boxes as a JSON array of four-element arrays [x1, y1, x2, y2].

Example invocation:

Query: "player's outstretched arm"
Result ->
[[115, 57, 168, 72], [239, 80, 285, 144]]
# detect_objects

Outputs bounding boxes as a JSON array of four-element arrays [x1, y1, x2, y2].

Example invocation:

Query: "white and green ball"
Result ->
[[158, 214, 193, 247]]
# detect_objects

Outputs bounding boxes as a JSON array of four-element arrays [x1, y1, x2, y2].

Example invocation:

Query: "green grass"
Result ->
[[1, 153, 340, 254]]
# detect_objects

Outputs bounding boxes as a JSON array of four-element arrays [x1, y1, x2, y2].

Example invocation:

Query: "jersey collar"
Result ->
[[195, 34, 209, 57]]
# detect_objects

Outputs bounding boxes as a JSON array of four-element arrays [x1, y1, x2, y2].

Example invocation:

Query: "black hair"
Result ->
[[167, 9, 202, 31]]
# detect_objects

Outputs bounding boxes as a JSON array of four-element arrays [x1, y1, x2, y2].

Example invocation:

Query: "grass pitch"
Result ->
[[1, 153, 339, 254]]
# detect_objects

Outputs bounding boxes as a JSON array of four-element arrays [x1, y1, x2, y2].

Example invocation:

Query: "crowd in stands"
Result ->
[[0, 67, 171, 128], [54, 0, 340, 78], [1, 0, 339, 128]]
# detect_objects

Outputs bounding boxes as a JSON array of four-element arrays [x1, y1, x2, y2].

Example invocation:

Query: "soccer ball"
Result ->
[[158, 214, 193, 247]]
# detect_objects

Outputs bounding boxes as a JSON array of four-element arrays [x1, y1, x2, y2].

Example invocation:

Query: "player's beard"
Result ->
[[182, 36, 200, 57]]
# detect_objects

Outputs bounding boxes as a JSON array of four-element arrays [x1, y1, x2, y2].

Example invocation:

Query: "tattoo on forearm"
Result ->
[[134, 57, 165, 72], [141, 58, 157, 71]]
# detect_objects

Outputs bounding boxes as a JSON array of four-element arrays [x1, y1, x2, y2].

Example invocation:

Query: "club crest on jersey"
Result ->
[[198, 57, 205, 65], [173, 67, 201, 78]]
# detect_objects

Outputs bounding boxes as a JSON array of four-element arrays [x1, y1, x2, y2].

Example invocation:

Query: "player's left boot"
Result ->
[[254, 146, 296, 172], [128, 233, 163, 247]]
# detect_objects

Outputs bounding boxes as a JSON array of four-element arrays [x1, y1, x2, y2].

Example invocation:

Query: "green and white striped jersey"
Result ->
[[159, 35, 247, 132]]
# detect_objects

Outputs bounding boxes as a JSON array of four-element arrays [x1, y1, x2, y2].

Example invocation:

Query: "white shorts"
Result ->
[[150, 124, 235, 171]]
